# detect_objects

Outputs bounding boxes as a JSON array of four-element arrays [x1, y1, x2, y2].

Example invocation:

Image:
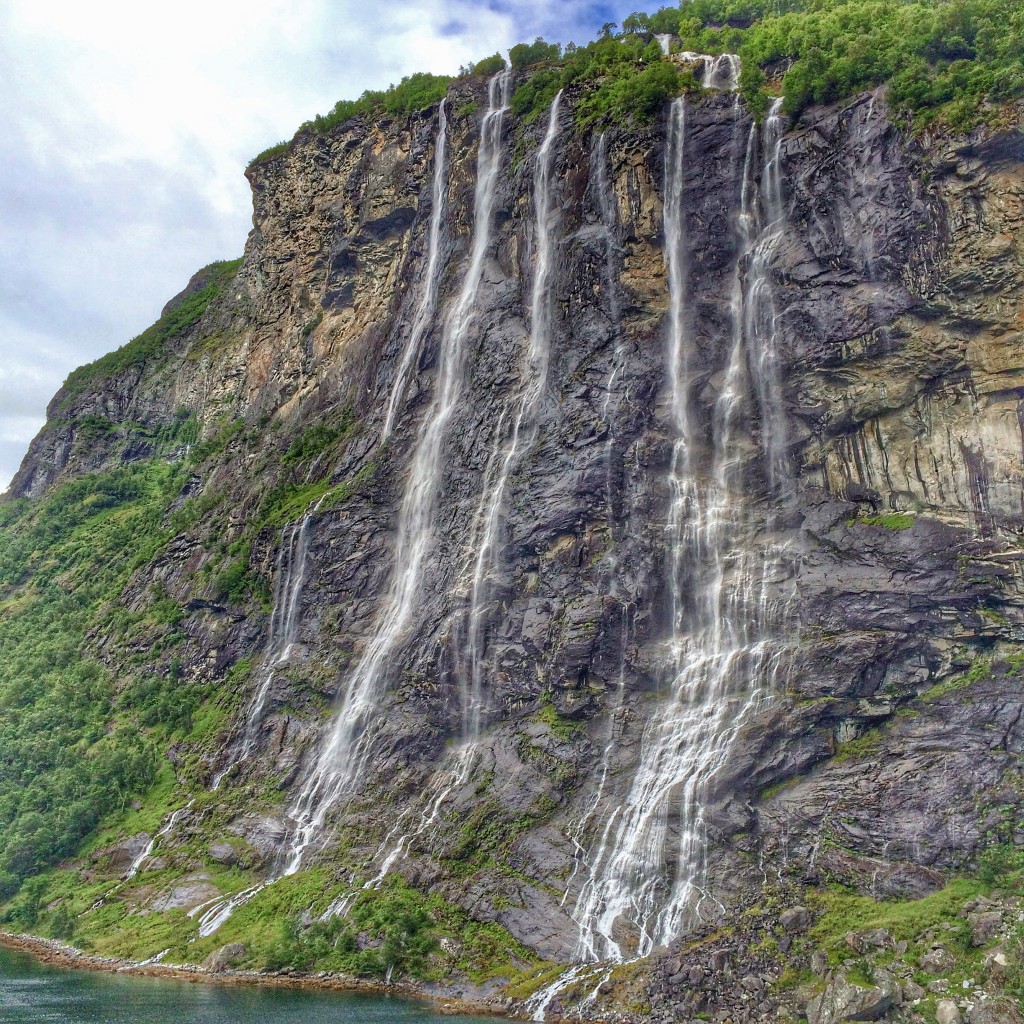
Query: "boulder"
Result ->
[[806, 969, 901, 1024], [147, 874, 220, 913], [207, 841, 238, 865], [984, 948, 1009, 978], [203, 942, 247, 973], [780, 907, 814, 934], [844, 929, 893, 953], [970, 998, 1024, 1024], [902, 981, 926, 1001], [967, 911, 1002, 947], [920, 946, 956, 974], [936, 1000, 962, 1024]]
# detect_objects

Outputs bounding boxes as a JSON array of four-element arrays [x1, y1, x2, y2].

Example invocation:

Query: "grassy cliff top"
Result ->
[[247, 0, 1023, 169]]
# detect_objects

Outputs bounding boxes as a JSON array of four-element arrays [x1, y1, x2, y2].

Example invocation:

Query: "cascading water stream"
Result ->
[[382, 99, 449, 440], [366, 90, 566, 887], [125, 801, 195, 880], [211, 498, 321, 790], [701, 53, 741, 91], [563, 94, 793, 974], [460, 90, 563, 741], [181, 77, 511, 938], [742, 98, 788, 493], [279, 70, 513, 878]]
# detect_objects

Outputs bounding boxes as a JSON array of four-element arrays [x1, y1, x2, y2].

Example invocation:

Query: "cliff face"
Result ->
[[6, 69, 1024, 1019]]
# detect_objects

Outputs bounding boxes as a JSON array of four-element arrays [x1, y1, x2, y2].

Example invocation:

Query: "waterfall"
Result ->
[[280, 71, 513, 877], [189, 881, 269, 938], [362, 90, 564, 889], [460, 90, 563, 741], [124, 801, 194, 880], [566, 95, 793, 966], [655, 33, 673, 56], [702, 53, 742, 91], [211, 500, 320, 790], [382, 100, 449, 440], [743, 98, 788, 492], [361, 91, 565, 884]]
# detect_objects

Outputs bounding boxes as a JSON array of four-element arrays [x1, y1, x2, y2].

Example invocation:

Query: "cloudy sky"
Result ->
[[0, 0, 669, 491]]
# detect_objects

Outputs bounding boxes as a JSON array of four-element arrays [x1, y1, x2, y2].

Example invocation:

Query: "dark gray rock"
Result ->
[[968, 910, 1002, 946], [207, 842, 238, 865], [806, 969, 901, 1024], [780, 907, 814, 934], [970, 998, 1024, 1024]]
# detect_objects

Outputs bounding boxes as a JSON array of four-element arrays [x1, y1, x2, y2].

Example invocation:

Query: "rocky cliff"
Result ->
[[4, 59, 1024, 1024]]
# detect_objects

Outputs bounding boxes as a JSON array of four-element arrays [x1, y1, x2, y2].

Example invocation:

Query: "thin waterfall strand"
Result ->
[[281, 71, 513, 876], [382, 99, 450, 440], [460, 91, 563, 740], [211, 500, 321, 790]]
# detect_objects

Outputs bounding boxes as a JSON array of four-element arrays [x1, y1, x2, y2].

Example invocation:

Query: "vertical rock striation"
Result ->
[[6, 66, 1024, 1017]]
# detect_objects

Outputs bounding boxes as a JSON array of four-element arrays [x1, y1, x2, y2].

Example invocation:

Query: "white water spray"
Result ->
[[125, 800, 195, 880], [459, 90, 563, 740], [565, 95, 794, 969], [211, 498, 322, 790], [702, 53, 742, 91], [382, 100, 450, 440], [281, 72, 513, 877]]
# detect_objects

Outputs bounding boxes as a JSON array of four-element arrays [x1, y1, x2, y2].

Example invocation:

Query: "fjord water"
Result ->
[[0, 946, 495, 1024]]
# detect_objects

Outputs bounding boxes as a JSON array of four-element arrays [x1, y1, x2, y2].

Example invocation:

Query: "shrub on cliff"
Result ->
[[249, 73, 452, 166], [660, 0, 1024, 127], [59, 258, 242, 408], [509, 37, 562, 69], [511, 31, 692, 126]]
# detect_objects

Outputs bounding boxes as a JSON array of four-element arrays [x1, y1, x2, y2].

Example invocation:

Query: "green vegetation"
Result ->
[[259, 874, 544, 985], [249, 73, 452, 166], [535, 693, 583, 741], [465, 53, 507, 77], [811, 878, 979, 954], [0, 461, 188, 898], [977, 843, 1024, 886], [656, 0, 1024, 127], [510, 38, 562, 70], [263, 876, 438, 979], [832, 726, 883, 762], [59, 259, 241, 407], [281, 412, 354, 467], [847, 511, 916, 529], [510, 32, 692, 127], [922, 656, 992, 702], [259, 459, 376, 529]]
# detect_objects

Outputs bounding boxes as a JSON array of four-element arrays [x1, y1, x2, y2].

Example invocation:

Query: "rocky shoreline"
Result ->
[[0, 930, 508, 1018]]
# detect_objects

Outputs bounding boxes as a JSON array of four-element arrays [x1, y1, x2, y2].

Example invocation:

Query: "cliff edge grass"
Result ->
[[1, 0, 1024, 1019], [248, 0, 1024, 168]]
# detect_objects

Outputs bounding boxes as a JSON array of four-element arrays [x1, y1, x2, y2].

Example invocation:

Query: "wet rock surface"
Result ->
[[7, 71, 1024, 1023]]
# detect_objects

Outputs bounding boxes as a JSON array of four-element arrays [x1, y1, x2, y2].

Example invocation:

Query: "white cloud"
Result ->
[[0, 0, 665, 491]]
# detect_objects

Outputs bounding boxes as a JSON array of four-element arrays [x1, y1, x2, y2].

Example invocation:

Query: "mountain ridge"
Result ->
[[2, 23, 1024, 1023]]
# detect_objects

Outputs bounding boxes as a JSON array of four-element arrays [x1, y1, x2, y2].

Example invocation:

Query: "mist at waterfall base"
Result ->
[[0, 945, 496, 1024]]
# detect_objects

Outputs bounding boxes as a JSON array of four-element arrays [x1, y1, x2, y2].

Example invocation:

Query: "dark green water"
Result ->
[[0, 946, 493, 1024]]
